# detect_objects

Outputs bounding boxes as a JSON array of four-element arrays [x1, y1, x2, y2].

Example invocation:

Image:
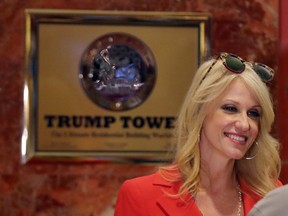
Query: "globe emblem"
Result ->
[[80, 33, 157, 111]]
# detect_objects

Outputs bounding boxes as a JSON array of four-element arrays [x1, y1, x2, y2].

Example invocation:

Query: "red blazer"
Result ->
[[114, 170, 282, 216]]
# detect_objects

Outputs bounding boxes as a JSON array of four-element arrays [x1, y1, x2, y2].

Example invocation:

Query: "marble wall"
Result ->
[[0, 0, 286, 215], [278, 0, 288, 184]]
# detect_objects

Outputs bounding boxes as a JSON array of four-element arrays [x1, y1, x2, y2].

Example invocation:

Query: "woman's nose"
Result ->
[[235, 114, 250, 131]]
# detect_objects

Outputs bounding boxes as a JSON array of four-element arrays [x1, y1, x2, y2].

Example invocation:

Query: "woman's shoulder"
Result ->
[[277, 179, 283, 186], [121, 169, 172, 189], [119, 167, 183, 203], [122, 165, 181, 188]]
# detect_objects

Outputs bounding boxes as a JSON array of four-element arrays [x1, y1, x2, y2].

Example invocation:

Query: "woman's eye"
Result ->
[[221, 105, 237, 112], [248, 110, 260, 118]]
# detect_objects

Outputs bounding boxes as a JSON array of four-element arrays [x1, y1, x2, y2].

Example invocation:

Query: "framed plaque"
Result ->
[[22, 9, 211, 163]]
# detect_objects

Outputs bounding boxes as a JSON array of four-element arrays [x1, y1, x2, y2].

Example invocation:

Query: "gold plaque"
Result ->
[[22, 9, 211, 163]]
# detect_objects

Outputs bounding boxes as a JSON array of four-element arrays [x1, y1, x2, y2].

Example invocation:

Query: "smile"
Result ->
[[224, 133, 247, 142]]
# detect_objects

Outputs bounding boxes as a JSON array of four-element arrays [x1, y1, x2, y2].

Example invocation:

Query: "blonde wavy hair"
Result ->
[[160, 57, 281, 198]]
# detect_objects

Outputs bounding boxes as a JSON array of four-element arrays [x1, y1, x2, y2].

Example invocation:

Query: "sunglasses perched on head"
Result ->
[[202, 52, 274, 83]]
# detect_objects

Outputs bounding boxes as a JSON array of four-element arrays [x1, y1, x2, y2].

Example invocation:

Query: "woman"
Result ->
[[114, 52, 282, 216]]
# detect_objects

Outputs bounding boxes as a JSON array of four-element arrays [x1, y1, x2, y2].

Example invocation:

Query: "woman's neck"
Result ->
[[199, 158, 237, 192]]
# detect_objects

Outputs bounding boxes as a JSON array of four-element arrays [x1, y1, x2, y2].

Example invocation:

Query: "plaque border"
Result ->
[[22, 9, 211, 163]]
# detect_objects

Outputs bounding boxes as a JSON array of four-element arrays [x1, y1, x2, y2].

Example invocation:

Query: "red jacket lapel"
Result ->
[[152, 171, 202, 216]]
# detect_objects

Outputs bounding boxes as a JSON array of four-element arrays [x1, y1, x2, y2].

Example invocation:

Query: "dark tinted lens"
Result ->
[[225, 54, 245, 73], [253, 63, 274, 82]]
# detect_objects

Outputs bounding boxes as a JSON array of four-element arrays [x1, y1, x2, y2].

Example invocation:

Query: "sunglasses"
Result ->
[[202, 52, 274, 83]]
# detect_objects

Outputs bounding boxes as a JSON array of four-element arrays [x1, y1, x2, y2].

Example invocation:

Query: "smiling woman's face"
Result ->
[[200, 78, 261, 160]]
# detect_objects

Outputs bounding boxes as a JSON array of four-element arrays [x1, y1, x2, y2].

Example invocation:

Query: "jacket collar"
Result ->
[[152, 171, 202, 216]]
